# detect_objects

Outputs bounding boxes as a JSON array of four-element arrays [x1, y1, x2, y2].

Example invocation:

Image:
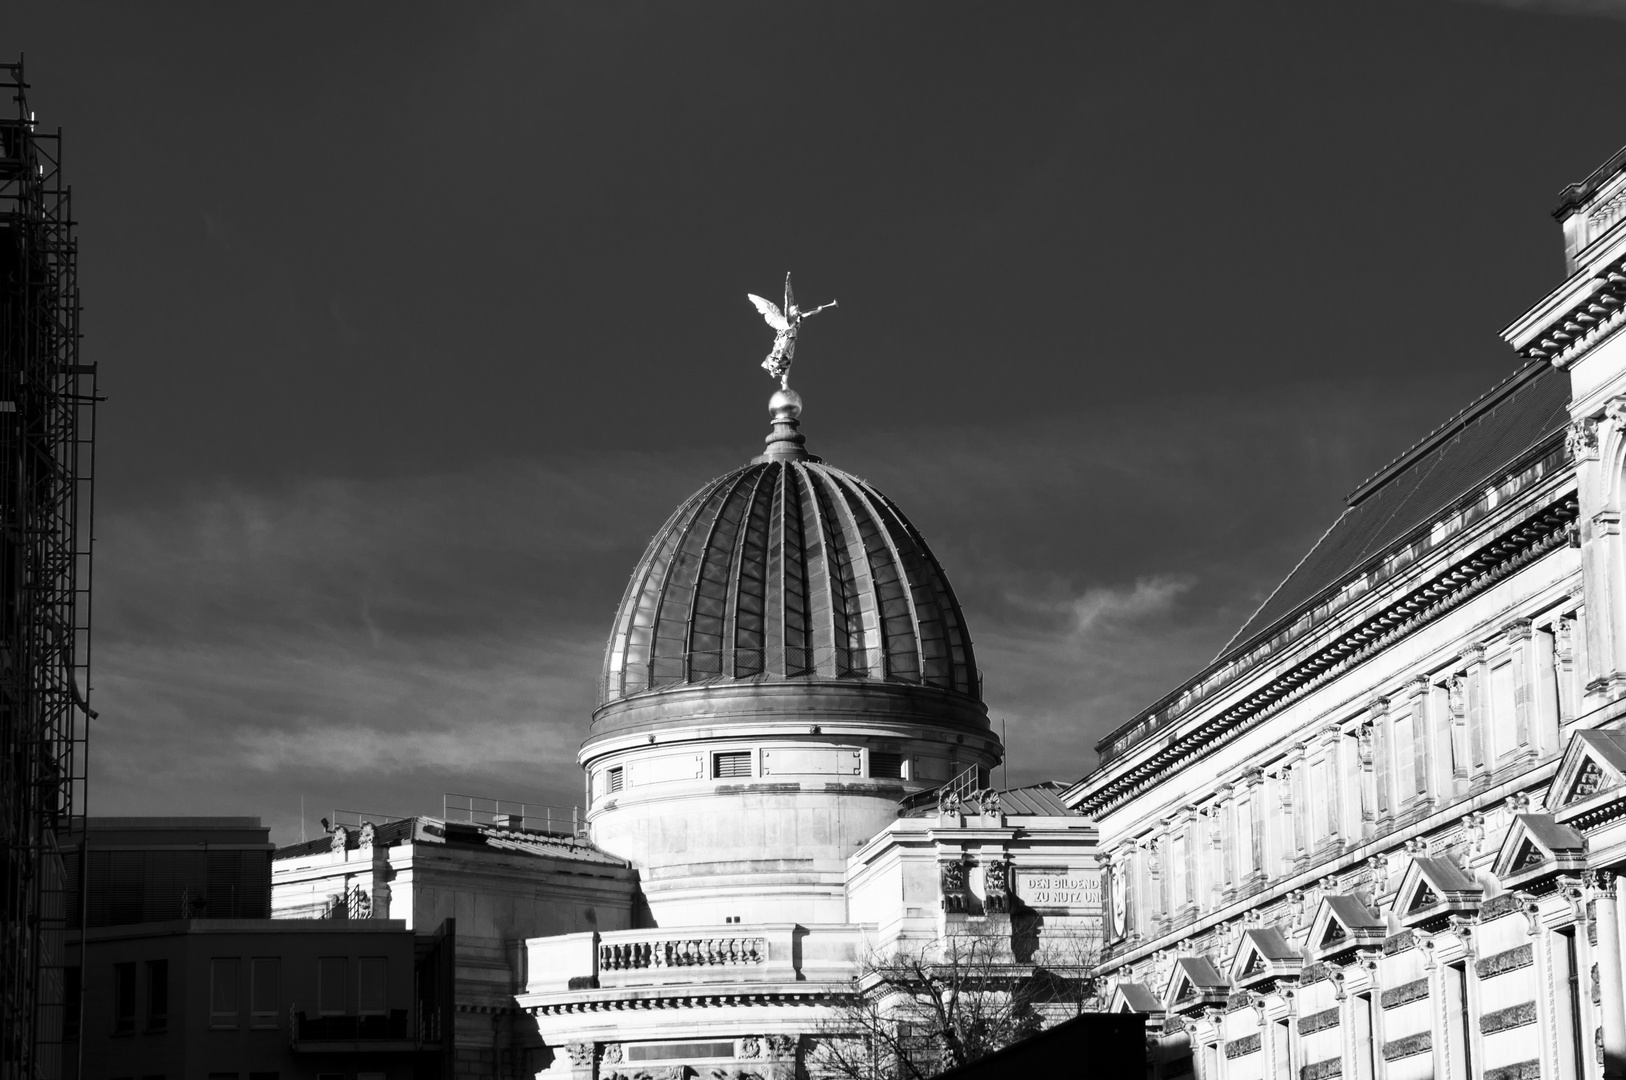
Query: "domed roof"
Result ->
[[600, 396, 978, 706]]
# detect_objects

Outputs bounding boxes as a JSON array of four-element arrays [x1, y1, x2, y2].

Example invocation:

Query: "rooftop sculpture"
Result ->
[[748, 272, 836, 388]]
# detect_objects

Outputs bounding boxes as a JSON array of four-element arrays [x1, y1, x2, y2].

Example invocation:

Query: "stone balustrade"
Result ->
[[599, 934, 766, 971], [523, 923, 869, 995]]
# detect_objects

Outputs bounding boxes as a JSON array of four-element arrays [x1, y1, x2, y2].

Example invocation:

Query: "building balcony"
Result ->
[[521, 923, 867, 997], [288, 1008, 418, 1053]]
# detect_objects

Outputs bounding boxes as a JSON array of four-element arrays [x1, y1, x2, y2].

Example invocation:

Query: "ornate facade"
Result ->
[[1066, 143, 1626, 1079]]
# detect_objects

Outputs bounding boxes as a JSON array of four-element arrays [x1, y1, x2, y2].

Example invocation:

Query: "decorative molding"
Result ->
[[1382, 1032, 1432, 1061], [1380, 979, 1428, 1010], [1483, 1063, 1542, 1080], [1078, 497, 1577, 816], [1224, 1033, 1261, 1059], [1294, 1008, 1333, 1034], [1300, 1058, 1344, 1080], [1476, 945, 1535, 980], [1480, 1001, 1539, 1035], [1569, 418, 1600, 461]]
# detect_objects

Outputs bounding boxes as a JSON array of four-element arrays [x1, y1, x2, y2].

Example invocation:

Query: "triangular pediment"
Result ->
[[1161, 956, 1228, 1013], [1492, 813, 1587, 887], [1227, 927, 1302, 988], [1394, 857, 1482, 929], [1306, 895, 1384, 961], [1408, 882, 1440, 913], [1549, 730, 1626, 818], [1109, 981, 1165, 1016]]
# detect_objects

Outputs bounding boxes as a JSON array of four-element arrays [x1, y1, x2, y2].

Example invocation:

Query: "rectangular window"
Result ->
[[1445, 961, 1473, 1080], [63, 965, 80, 1042], [210, 958, 239, 1028], [606, 766, 624, 793], [1271, 1018, 1291, 1077], [250, 958, 279, 1028], [146, 960, 168, 1032], [113, 962, 136, 1034], [1352, 992, 1377, 1080], [357, 956, 387, 1015], [712, 751, 752, 779], [869, 751, 904, 779], [1558, 928, 1585, 1080], [317, 957, 347, 1015]]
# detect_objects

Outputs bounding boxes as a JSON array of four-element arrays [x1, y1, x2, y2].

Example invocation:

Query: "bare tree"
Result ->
[[814, 925, 1105, 1080]]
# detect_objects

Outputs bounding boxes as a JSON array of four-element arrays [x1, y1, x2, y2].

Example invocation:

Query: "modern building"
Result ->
[[1067, 141, 1626, 1080], [63, 818, 451, 1080]]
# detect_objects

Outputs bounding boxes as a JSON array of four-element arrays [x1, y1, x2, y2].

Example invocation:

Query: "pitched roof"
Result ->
[[1220, 359, 1570, 659], [1322, 894, 1383, 930], [273, 817, 629, 868], [998, 782, 1078, 817]]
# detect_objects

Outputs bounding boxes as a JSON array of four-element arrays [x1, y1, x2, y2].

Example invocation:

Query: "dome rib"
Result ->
[[599, 459, 980, 705]]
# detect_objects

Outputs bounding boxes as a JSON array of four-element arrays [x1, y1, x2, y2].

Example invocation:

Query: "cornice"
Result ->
[[1085, 439, 1571, 777], [1069, 493, 1577, 818], [523, 985, 850, 1016], [1503, 247, 1626, 368]]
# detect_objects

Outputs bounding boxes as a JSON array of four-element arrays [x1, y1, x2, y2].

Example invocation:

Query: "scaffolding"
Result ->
[[0, 60, 94, 1080]]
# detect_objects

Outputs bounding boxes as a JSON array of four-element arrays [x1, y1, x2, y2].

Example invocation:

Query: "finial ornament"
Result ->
[[748, 272, 837, 389]]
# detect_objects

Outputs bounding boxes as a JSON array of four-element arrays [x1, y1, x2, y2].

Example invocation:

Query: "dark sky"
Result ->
[[13, 1, 1626, 844]]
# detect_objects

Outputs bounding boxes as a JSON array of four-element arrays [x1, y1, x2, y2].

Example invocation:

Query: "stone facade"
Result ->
[[1067, 144, 1626, 1079]]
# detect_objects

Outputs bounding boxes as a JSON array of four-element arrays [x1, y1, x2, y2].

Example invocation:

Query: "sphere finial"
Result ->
[[756, 387, 814, 462]]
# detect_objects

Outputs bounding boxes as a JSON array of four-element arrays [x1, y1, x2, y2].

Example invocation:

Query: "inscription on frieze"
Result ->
[[1015, 870, 1101, 909]]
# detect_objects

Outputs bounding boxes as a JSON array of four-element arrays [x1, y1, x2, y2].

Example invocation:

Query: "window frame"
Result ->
[[712, 750, 753, 779], [250, 957, 280, 1029], [869, 751, 905, 779], [145, 959, 168, 1032], [113, 961, 136, 1035], [356, 956, 388, 1016], [316, 956, 347, 1016], [209, 957, 240, 1029]]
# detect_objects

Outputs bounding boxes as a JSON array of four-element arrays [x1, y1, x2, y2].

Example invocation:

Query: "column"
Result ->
[[1148, 830, 1168, 933], [1593, 871, 1626, 1080], [1217, 783, 1237, 902], [1581, 409, 1626, 700], [1464, 644, 1491, 787], [1557, 614, 1579, 725]]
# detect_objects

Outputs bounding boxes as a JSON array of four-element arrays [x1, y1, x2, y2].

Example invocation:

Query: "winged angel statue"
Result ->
[[749, 273, 837, 388]]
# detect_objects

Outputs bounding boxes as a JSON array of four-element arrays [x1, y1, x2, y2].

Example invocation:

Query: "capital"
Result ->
[[1569, 416, 1601, 460]]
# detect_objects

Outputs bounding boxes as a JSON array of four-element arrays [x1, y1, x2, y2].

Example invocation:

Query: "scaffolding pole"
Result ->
[[0, 58, 95, 1080]]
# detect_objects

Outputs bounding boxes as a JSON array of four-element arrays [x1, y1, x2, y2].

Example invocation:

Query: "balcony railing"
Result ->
[[524, 924, 867, 994], [289, 1007, 414, 1052]]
